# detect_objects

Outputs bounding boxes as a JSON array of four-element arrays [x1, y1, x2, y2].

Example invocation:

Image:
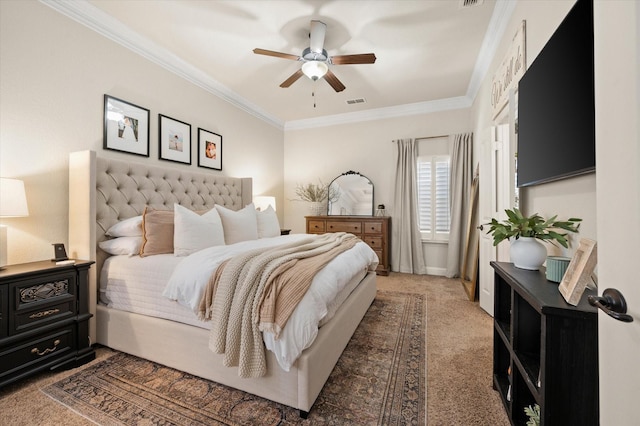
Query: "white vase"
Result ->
[[308, 201, 327, 216], [510, 237, 547, 270]]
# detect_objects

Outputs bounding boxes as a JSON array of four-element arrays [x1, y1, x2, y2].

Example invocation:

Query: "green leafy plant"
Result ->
[[483, 207, 581, 248], [524, 404, 541, 426], [294, 180, 338, 203]]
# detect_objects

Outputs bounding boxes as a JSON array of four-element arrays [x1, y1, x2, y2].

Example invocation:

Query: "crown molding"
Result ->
[[466, 0, 518, 100], [40, 0, 515, 131], [39, 0, 284, 130], [284, 96, 473, 131]]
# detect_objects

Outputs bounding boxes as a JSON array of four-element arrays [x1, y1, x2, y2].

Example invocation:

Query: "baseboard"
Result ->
[[426, 267, 447, 276]]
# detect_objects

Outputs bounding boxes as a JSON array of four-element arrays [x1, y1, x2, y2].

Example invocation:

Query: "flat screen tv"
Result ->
[[517, 0, 595, 187]]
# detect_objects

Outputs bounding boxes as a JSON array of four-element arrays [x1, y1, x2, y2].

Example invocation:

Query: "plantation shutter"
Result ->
[[435, 158, 450, 233], [417, 155, 450, 240]]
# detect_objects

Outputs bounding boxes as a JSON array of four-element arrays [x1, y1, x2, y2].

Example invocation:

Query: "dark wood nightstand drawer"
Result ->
[[0, 326, 74, 380], [9, 271, 77, 335], [13, 297, 75, 335]]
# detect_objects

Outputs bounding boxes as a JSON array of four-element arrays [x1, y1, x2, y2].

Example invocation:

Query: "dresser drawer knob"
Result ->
[[31, 339, 61, 356], [29, 308, 60, 319]]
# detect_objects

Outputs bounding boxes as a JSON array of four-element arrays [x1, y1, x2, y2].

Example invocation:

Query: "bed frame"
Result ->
[[68, 150, 376, 415]]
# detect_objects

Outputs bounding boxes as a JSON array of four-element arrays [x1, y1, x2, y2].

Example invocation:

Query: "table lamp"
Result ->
[[0, 178, 29, 268], [253, 195, 276, 212]]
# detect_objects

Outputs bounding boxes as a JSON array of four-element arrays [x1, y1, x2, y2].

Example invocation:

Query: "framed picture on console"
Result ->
[[159, 114, 191, 164], [197, 128, 222, 171], [559, 238, 598, 306], [103, 95, 150, 157]]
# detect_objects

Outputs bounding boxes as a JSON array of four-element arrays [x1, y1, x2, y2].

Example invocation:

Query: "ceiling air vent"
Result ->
[[346, 98, 366, 105], [459, 0, 484, 8]]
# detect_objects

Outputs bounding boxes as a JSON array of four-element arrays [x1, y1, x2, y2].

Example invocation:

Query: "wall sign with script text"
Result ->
[[491, 21, 526, 120]]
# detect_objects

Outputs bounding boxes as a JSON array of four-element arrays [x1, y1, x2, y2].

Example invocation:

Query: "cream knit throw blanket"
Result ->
[[200, 232, 359, 378]]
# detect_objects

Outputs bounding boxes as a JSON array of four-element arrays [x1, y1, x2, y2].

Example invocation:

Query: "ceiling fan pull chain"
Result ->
[[312, 80, 318, 108]]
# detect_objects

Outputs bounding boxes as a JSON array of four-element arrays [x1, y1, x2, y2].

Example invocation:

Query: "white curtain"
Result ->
[[446, 133, 473, 278], [391, 138, 426, 274]]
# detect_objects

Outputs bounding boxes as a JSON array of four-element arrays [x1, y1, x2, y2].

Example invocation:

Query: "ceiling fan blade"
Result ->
[[280, 69, 305, 88], [331, 53, 377, 65], [309, 20, 326, 54], [323, 70, 346, 92], [253, 48, 300, 61]]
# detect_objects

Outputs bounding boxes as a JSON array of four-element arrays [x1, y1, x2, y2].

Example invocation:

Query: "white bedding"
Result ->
[[101, 234, 378, 371]]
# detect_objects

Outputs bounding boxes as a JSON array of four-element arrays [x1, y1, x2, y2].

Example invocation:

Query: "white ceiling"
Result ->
[[43, 0, 515, 129]]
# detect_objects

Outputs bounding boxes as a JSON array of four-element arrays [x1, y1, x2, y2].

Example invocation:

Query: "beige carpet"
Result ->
[[0, 273, 509, 425]]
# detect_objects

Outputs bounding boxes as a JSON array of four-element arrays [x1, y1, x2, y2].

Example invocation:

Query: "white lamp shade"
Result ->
[[253, 196, 276, 212], [0, 178, 29, 217], [301, 61, 328, 81]]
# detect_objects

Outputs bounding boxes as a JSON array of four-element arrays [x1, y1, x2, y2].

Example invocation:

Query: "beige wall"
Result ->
[[0, 0, 284, 264], [284, 109, 471, 274], [471, 0, 597, 258]]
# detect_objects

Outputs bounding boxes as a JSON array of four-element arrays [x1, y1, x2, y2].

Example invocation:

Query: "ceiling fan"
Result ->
[[253, 20, 376, 92]]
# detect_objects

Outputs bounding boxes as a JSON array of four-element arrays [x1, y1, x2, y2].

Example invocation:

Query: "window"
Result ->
[[417, 155, 450, 241]]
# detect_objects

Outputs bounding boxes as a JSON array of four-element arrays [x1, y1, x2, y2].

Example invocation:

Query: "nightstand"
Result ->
[[0, 259, 96, 388]]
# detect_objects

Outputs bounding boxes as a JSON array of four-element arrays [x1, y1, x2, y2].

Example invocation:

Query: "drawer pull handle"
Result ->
[[29, 308, 60, 319], [31, 339, 61, 356]]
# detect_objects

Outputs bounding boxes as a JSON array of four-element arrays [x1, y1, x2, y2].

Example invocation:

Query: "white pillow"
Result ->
[[215, 203, 259, 244], [256, 205, 281, 238], [173, 204, 225, 256], [105, 215, 143, 237], [98, 236, 142, 256]]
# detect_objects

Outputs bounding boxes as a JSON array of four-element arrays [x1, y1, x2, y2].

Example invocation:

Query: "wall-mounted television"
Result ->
[[517, 0, 595, 187]]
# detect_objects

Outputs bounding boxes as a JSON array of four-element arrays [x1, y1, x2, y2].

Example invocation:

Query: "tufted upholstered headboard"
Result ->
[[68, 150, 252, 341]]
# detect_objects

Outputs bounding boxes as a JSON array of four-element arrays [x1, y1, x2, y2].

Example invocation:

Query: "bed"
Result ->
[[67, 150, 377, 416]]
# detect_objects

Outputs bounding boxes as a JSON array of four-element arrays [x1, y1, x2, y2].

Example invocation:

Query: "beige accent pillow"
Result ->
[[139, 207, 175, 257]]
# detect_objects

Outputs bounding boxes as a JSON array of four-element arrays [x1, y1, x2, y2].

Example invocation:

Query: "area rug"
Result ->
[[42, 291, 425, 425]]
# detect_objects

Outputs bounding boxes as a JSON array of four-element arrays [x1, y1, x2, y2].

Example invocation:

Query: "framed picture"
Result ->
[[559, 238, 598, 306], [159, 114, 191, 164], [103, 95, 150, 156], [197, 128, 222, 171]]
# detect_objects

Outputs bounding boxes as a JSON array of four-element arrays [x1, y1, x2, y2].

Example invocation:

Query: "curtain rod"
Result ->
[[416, 135, 448, 140], [392, 135, 448, 142]]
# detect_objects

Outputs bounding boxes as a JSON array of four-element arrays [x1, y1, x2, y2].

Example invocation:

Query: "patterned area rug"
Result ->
[[42, 291, 425, 425]]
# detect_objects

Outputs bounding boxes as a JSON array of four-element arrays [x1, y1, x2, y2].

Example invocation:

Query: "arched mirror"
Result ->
[[327, 171, 374, 216]]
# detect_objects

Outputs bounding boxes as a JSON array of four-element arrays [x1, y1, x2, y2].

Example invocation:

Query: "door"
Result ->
[[594, 2, 640, 423], [479, 122, 513, 314]]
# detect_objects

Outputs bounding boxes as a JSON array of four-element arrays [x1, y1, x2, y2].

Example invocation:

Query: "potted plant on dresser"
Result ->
[[482, 208, 582, 270], [294, 180, 338, 216]]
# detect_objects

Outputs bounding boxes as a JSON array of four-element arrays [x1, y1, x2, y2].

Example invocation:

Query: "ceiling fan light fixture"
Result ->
[[301, 60, 328, 81]]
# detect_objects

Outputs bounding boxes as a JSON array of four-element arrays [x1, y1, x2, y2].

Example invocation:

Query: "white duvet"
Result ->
[[163, 234, 378, 370]]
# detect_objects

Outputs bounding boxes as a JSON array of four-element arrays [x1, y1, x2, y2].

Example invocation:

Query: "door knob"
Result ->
[[588, 288, 634, 323]]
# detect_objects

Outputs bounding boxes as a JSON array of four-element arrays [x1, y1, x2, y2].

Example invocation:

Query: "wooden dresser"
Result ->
[[306, 215, 390, 275]]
